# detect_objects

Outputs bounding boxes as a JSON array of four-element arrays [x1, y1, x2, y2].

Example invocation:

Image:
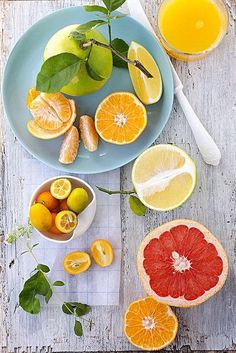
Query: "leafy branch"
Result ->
[[96, 186, 147, 216]]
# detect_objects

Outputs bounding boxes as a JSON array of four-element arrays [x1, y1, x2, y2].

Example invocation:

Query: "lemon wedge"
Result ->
[[132, 144, 197, 211], [128, 41, 162, 105]]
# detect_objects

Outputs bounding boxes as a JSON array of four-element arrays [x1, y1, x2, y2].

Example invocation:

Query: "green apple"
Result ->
[[44, 24, 113, 96]]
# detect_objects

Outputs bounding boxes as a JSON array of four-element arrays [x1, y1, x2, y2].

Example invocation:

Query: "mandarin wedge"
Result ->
[[26, 87, 40, 108], [59, 126, 79, 164], [95, 92, 147, 145], [41, 93, 71, 122], [124, 297, 178, 351]]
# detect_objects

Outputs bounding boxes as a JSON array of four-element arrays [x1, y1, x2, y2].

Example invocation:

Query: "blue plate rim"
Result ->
[[2, 5, 174, 175]]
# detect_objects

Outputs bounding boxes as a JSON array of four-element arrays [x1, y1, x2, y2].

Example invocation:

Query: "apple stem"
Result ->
[[82, 39, 153, 78]]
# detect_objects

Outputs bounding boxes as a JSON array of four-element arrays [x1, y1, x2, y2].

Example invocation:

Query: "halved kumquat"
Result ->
[[91, 239, 114, 267], [63, 251, 91, 275]]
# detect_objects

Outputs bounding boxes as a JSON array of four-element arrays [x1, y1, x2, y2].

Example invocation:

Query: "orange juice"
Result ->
[[158, 0, 228, 60]]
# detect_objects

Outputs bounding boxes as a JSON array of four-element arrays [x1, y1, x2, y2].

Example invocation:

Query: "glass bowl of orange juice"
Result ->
[[157, 0, 228, 61]]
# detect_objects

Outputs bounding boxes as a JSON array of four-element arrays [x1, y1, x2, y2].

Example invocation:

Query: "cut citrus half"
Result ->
[[91, 239, 114, 267], [124, 297, 178, 350], [50, 178, 72, 200], [95, 92, 147, 145], [41, 93, 71, 122], [26, 87, 40, 108], [55, 210, 77, 233], [132, 144, 197, 211], [27, 100, 76, 139], [63, 251, 91, 275], [128, 41, 162, 105], [137, 219, 228, 307], [59, 126, 79, 164]]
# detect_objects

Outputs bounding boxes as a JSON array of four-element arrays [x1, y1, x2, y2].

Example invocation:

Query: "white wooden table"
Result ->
[[1, 1, 236, 352]]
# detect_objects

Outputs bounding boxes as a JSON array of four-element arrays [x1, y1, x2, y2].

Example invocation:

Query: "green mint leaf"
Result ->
[[19, 288, 40, 314], [62, 302, 74, 315], [36, 53, 82, 93], [45, 288, 53, 304], [102, 0, 127, 11], [74, 320, 83, 336], [76, 20, 107, 34], [84, 5, 108, 14], [111, 38, 129, 68], [129, 195, 147, 216], [69, 31, 86, 42], [86, 62, 105, 81], [53, 280, 65, 287], [75, 303, 91, 317], [37, 264, 50, 273]]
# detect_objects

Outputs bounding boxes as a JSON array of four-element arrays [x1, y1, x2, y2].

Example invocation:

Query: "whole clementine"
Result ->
[[36, 191, 59, 211]]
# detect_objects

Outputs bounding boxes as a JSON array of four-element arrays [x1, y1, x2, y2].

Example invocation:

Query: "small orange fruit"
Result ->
[[91, 239, 113, 267], [95, 92, 147, 145], [63, 251, 91, 275], [49, 212, 64, 235], [59, 199, 69, 211], [26, 87, 40, 108], [36, 191, 59, 211], [29, 203, 52, 232], [59, 126, 79, 164], [124, 297, 178, 351], [55, 210, 77, 233]]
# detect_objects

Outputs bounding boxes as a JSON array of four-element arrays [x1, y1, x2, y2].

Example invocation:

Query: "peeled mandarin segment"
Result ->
[[95, 92, 147, 145], [41, 93, 71, 122], [55, 210, 77, 233], [132, 144, 197, 211], [26, 87, 40, 108], [79, 115, 99, 152], [29, 95, 63, 130], [128, 41, 163, 105], [63, 251, 91, 275], [50, 178, 72, 200], [124, 297, 178, 350], [91, 239, 113, 267], [59, 126, 79, 164]]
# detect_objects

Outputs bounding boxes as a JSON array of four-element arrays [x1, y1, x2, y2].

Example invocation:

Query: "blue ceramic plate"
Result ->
[[2, 6, 173, 174]]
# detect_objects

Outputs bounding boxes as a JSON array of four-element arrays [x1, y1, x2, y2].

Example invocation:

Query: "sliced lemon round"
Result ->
[[132, 144, 197, 211], [55, 210, 77, 233], [63, 251, 91, 275], [128, 41, 162, 105], [91, 239, 114, 267], [50, 178, 72, 200]]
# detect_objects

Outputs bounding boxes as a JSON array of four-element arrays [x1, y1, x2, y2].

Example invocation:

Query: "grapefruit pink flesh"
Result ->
[[137, 220, 228, 307]]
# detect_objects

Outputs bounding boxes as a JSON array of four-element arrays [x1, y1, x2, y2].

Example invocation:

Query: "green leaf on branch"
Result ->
[[110, 14, 127, 19], [62, 302, 74, 315], [102, 0, 127, 11], [75, 303, 91, 316], [36, 53, 82, 93], [129, 195, 147, 216], [74, 320, 83, 336], [86, 62, 105, 81], [76, 20, 107, 34], [37, 264, 50, 273], [84, 5, 108, 14], [111, 38, 129, 68], [45, 288, 53, 304], [53, 280, 65, 287], [69, 31, 86, 42]]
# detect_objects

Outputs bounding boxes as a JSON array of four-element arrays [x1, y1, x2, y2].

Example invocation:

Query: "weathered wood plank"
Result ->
[[1, 0, 236, 352]]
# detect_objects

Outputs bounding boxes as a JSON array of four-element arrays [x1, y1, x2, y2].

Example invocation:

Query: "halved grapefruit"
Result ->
[[137, 219, 228, 307]]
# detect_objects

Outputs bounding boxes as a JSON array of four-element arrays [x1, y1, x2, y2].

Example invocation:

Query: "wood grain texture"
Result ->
[[0, 0, 236, 352]]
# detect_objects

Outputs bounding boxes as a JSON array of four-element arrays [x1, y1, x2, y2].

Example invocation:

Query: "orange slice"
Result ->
[[27, 100, 76, 139], [41, 93, 71, 122], [63, 251, 91, 275], [95, 92, 147, 145], [55, 210, 77, 233], [124, 297, 178, 351], [91, 239, 113, 267], [59, 126, 79, 164], [26, 87, 40, 108]]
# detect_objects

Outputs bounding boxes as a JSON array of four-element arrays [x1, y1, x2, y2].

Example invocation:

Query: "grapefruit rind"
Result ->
[[27, 100, 76, 139], [137, 219, 228, 307], [132, 144, 197, 211], [124, 297, 178, 350]]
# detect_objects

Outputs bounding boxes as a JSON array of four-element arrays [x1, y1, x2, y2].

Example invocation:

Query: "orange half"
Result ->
[[95, 92, 147, 145], [91, 239, 114, 267], [63, 251, 91, 275]]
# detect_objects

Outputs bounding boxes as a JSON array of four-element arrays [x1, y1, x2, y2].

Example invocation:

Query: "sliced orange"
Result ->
[[41, 93, 71, 122], [27, 100, 76, 139], [59, 126, 79, 164], [55, 210, 77, 233], [26, 87, 40, 108], [50, 178, 72, 200], [63, 251, 91, 275], [124, 297, 178, 351], [95, 92, 147, 145], [91, 239, 113, 267]]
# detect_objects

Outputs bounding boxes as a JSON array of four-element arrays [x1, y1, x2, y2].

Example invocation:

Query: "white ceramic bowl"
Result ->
[[29, 175, 97, 243]]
